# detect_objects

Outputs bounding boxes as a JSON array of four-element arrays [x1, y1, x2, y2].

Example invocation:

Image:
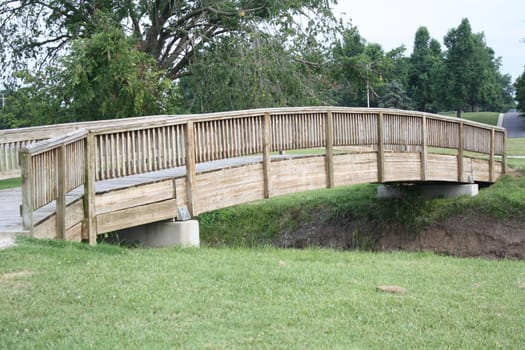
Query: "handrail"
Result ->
[[19, 129, 88, 238], [0, 115, 179, 179], [16, 107, 507, 244]]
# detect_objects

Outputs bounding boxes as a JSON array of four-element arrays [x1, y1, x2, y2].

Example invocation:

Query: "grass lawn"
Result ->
[[439, 111, 499, 126], [506, 138, 525, 169], [1, 239, 524, 349], [506, 138, 525, 156], [0, 177, 21, 190]]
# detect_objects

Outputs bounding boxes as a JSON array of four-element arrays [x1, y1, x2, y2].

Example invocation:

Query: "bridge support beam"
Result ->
[[117, 220, 200, 248], [377, 183, 479, 199]]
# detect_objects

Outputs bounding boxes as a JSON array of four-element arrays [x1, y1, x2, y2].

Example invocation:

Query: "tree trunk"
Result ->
[[456, 109, 462, 118]]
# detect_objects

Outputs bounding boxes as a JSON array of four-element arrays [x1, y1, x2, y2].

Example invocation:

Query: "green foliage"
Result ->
[[1, 240, 524, 348], [0, 0, 337, 81], [515, 71, 525, 112], [0, 16, 180, 125], [378, 80, 412, 109], [439, 18, 512, 116], [182, 30, 333, 112], [0, 178, 21, 190], [58, 19, 180, 121], [407, 27, 443, 112]]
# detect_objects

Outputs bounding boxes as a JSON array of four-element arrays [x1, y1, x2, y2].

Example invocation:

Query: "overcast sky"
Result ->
[[334, 0, 524, 81]]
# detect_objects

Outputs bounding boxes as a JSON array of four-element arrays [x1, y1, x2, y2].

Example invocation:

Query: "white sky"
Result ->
[[333, 0, 525, 81]]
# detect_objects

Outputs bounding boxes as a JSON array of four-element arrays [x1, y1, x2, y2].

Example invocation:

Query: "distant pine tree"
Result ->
[[379, 81, 412, 110]]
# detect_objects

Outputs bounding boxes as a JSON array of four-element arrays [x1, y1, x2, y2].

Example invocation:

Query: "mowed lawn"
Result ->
[[1, 239, 524, 349]]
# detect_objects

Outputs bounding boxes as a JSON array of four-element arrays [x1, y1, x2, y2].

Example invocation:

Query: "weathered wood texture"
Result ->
[[12, 107, 506, 241]]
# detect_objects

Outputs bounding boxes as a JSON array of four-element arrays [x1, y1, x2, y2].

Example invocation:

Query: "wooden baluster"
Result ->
[[263, 112, 272, 198], [325, 111, 334, 188], [377, 112, 385, 182], [56, 144, 66, 239], [458, 122, 464, 182], [20, 148, 34, 235], [84, 132, 97, 245], [489, 128, 495, 182], [421, 115, 427, 181], [185, 122, 197, 216]]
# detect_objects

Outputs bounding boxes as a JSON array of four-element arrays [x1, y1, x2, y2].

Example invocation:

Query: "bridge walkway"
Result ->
[[0, 155, 298, 235]]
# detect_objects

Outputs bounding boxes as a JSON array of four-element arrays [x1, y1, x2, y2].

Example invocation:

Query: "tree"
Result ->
[[0, 0, 336, 81], [180, 33, 329, 112], [515, 71, 525, 112], [379, 80, 412, 109], [0, 17, 180, 126], [439, 18, 511, 116], [181, 13, 339, 112], [441, 18, 475, 117], [408, 27, 442, 112]]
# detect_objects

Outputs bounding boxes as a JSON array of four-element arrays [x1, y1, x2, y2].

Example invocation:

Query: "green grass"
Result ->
[[1, 239, 523, 349], [0, 177, 21, 190], [506, 138, 525, 169], [439, 111, 499, 125], [506, 138, 525, 156]]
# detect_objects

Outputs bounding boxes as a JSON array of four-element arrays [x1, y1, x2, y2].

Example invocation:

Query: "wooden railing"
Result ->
[[16, 107, 506, 243], [19, 129, 88, 237], [0, 115, 178, 180]]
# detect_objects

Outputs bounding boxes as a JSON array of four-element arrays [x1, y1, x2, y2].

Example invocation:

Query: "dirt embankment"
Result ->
[[273, 213, 525, 259]]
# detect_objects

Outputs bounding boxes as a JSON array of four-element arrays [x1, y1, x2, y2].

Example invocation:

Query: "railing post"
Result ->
[[263, 112, 272, 198], [502, 129, 507, 175], [457, 122, 464, 182], [84, 132, 97, 245], [377, 112, 385, 182], [56, 144, 66, 239], [20, 149, 34, 235], [489, 128, 495, 182], [185, 121, 197, 215], [325, 110, 334, 188], [421, 115, 427, 181]]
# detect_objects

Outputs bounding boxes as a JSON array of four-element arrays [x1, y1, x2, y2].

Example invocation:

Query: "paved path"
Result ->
[[501, 112, 525, 138]]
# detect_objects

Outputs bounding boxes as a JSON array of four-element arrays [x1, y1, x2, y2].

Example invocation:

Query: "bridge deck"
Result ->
[[0, 155, 294, 235]]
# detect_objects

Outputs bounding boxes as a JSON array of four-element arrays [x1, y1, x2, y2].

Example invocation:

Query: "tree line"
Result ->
[[0, 0, 519, 129]]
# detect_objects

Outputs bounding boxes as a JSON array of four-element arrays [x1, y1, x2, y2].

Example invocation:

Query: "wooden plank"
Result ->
[[333, 153, 378, 186], [384, 153, 421, 182], [56, 145, 66, 239], [271, 157, 326, 197], [22, 129, 88, 156], [96, 180, 174, 215], [195, 164, 264, 213], [377, 112, 385, 182], [20, 149, 34, 234], [457, 122, 464, 182], [0, 169, 20, 180], [185, 121, 196, 215], [502, 129, 507, 175], [421, 115, 427, 181], [32, 215, 57, 239], [65, 221, 83, 242], [489, 129, 495, 182], [325, 111, 334, 188], [84, 132, 97, 245], [174, 178, 187, 209], [427, 154, 459, 182], [96, 199, 177, 234], [263, 112, 272, 198]]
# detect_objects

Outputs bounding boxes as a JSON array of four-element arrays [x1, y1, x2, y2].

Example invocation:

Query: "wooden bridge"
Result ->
[[0, 107, 506, 244]]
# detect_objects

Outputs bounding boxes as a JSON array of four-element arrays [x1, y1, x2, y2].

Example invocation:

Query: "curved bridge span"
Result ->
[[0, 107, 506, 244]]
